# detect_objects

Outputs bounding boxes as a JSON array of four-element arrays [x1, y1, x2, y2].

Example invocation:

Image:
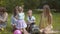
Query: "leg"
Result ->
[[23, 28, 29, 34]]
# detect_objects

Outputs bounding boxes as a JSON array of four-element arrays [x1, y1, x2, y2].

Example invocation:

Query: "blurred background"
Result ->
[[0, 0, 60, 13], [0, 0, 60, 34]]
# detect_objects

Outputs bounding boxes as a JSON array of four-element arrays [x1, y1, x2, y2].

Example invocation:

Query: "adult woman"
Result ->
[[0, 7, 8, 30], [39, 5, 53, 33]]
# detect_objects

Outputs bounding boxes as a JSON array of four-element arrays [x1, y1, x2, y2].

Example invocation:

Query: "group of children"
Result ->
[[11, 6, 35, 34], [0, 4, 53, 34]]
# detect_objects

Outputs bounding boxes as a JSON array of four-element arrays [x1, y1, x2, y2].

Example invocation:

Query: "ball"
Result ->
[[14, 30, 22, 34]]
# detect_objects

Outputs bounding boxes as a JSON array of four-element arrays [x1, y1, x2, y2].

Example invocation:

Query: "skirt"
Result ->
[[16, 20, 27, 29]]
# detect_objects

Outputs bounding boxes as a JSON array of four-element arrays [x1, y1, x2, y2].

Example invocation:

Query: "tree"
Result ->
[[0, 0, 24, 13], [24, 0, 40, 9], [40, 0, 60, 12]]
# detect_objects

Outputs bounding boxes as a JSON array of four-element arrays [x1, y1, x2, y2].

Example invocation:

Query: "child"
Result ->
[[27, 9, 35, 32], [11, 6, 19, 32], [16, 6, 28, 34], [39, 4, 53, 33], [27, 10, 35, 24], [0, 7, 8, 31]]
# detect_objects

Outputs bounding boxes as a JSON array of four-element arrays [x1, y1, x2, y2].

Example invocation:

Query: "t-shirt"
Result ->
[[18, 12, 25, 20], [27, 16, 35, 24]]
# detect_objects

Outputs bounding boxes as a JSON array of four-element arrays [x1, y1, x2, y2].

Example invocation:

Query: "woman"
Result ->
[[0, 7, 8, 31], [39, 5, 53, 33]]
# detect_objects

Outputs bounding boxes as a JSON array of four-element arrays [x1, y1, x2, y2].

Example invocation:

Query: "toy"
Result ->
[[14, 30, 22, 34]]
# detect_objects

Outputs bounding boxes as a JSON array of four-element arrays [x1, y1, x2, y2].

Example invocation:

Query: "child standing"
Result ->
[[16, 6, 28, 34], [11, 6, 28, 34], [16, 6, 27, 29]]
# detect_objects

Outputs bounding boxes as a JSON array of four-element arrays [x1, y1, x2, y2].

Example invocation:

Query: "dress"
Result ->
[[40, 14, 49, 29], [16, 12, 27, 29]]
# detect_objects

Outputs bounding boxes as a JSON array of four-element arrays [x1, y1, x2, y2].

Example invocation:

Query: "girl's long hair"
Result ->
[[43, 5, 52, 24], [13, 6, 19, 17]]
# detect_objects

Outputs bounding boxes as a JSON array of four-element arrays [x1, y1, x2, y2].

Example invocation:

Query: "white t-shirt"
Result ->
[[18, 12, 25, 20], [27, 16, 35, 24]]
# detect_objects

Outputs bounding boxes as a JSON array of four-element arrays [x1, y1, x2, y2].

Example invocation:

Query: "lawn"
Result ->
[[0, 12, 60, 34]]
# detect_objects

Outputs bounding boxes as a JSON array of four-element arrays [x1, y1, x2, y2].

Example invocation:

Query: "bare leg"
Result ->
[[23, 28, 29, 34]]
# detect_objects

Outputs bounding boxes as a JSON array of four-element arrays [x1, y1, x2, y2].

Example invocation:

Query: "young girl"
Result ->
[[39, 5, 53, 33], [16, 6, 29, 34], [11, 6, 19, 32], [0, 7, 8, 31], [16, 6, 27, 29], [27, 10, 35, 32]]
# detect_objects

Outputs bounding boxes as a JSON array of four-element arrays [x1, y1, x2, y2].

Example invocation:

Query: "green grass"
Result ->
[[0, 12, 60, 34]]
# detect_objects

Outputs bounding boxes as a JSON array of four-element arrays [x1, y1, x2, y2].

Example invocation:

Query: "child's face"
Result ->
[[28, 10, 32, 16], [18, 7, 23, 12]]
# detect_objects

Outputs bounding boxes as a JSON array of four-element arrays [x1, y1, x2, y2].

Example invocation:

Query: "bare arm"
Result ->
[[0, 13, 8, 22]]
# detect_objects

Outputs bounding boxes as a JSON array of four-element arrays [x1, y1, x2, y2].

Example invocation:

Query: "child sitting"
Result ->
[[27, 9, 35, 32]]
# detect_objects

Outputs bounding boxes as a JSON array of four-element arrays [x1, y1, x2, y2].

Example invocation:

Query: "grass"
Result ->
[[0, 12, 60, 34]]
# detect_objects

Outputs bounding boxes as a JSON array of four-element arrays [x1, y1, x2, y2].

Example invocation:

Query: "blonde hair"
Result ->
[[43, 5, 52, 24]]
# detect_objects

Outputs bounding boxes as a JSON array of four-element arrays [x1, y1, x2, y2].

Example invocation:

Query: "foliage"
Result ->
[[0, 0, 60, 13], [40, 0, 60, 12], [0, 0, 24, 13], [24, 0, 40, 9]]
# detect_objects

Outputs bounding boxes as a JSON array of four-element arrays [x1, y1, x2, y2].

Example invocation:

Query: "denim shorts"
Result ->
[[0, 22, 7, 28]]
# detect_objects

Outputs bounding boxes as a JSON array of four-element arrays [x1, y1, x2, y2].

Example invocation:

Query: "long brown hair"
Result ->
[[43, 5, 52, 24], [13, 6, 19, 17]]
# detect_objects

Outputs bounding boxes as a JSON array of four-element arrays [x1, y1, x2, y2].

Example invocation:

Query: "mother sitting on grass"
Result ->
[[0, 7, 8, 31]]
